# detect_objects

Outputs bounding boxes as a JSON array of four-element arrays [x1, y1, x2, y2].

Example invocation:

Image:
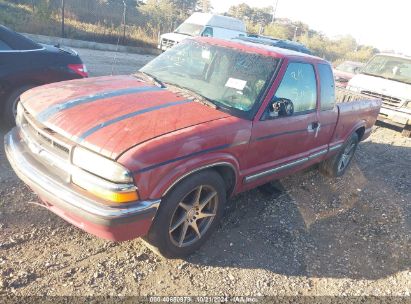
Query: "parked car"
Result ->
[[0, 25, 88, 127], [238, 34, 313, 55], [333, 61, 364, 88], [158, 12, 246, 51], [347, 53, 411, 137], [5, 37, 381, 258]]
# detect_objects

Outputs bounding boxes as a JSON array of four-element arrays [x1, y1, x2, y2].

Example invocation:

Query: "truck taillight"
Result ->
[[68, 64, 88, 78]]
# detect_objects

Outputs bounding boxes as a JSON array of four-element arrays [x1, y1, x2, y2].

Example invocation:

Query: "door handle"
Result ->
[[307, 122, 321, 137]]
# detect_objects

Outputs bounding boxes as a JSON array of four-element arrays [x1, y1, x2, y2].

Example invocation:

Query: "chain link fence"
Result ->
[[1, 0, 183, 48]]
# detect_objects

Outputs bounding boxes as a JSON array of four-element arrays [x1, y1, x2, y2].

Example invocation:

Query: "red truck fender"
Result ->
[[347, 120, 367, 142], [148, 152, 242, 200], [333, 117, 367, 145]]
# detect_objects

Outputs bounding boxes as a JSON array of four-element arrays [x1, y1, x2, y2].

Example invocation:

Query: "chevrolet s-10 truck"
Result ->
[[5, 37, 381, 258]]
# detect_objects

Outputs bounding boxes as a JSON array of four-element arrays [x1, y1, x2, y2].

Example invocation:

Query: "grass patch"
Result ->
[[0, 0, 157, 48]]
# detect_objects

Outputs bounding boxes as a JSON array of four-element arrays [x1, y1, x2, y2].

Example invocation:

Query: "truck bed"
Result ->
[[334, 87, 382, 142]]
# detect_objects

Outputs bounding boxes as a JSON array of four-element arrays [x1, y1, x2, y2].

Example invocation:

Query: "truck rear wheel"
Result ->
[[144, 170, 226, 258], [402, 125, 411, 138], [320, 132, 359, 177]]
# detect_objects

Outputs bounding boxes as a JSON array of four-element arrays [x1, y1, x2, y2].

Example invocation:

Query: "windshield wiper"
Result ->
[[167, 83, 219, 109], [135, 71, 166, 88]]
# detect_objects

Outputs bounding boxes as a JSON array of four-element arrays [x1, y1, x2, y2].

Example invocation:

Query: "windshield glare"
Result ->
[[174, 23, 204, 36], [362, 55, 411, 84], [140, 40, 278, 113]]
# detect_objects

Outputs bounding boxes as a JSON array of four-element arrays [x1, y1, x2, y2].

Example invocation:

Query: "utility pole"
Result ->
[[61, 0, 65, 38], [293, 26, 299, 41], [122, 1, 127, 44], [271, 0, 279, 23]]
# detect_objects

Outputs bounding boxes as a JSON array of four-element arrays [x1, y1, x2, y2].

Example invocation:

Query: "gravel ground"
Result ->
[[0, 48, 410, 297], [0, 123, 410, 297], [75, 48, 155, 77]]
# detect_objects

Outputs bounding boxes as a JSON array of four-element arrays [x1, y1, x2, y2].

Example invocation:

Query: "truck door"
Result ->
[[244, 62, 321, 185]]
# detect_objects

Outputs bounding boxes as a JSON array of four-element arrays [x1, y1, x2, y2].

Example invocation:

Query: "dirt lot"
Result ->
[[76, 48, 155, 77], [1, 122, 410, 297], [0, 48, 410, 297]]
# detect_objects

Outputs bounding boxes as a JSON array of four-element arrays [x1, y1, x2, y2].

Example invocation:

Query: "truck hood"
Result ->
[[333, 69, 354, 80], [21, 75, 229, 159], [348, 74, 411, 102], [160, 32, 191, 43]]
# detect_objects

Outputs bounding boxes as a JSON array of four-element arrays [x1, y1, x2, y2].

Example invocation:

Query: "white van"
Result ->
[[347, 53, 411, 137], [158, 13, 246, 51]]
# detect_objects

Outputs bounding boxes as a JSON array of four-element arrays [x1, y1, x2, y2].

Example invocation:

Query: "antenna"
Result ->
[[111, 0, 127, 76]]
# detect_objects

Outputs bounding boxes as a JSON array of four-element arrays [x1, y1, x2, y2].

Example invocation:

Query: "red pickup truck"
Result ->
[[5, 38, 381, 258]]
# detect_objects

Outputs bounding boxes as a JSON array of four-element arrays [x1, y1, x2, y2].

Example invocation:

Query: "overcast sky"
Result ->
[[210, 0, 408, 55]]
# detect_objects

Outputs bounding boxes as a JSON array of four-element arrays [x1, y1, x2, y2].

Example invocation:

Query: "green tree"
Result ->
[[196, 0, 212, 13]]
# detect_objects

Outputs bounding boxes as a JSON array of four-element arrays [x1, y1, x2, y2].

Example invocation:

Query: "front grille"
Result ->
[[161, 38, 177, 49], [361, 91, 402, 108], [22, 110, 73, 160]]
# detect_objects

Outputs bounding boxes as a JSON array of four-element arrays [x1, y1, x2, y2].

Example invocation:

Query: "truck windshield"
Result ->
[[174, 23, 204, 36], [140, 40, 278, 114], [362, 55, 411, 85]]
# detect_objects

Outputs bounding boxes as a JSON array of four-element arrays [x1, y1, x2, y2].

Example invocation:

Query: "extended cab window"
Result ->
[[274, 62, 317, 115], [202, 27, 213, 37], [318, 63, 336, 110]]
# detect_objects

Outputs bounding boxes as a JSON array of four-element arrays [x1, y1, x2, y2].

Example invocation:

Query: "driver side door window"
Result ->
[[247, 61, 319, 185], [269, 62, 317, 118]]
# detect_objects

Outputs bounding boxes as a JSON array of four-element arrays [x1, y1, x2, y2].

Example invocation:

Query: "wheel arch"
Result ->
[[161, 162, 238, 199], [355, 125, 365, 141], [344, 120, 366, 142]]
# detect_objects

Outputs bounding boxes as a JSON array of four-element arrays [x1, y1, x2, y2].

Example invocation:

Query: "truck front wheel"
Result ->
[[144, 170, 226, 258], [320, 132, 359, 177]]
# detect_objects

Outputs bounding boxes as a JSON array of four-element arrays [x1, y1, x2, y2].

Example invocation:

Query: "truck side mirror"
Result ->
[[269, 98, 294, 118]]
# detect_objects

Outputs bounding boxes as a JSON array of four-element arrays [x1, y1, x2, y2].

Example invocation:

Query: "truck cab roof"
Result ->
[[194, 37, 327, 65]]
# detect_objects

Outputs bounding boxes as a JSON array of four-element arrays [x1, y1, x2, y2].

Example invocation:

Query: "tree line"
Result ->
[[3, 0, 378, 63]]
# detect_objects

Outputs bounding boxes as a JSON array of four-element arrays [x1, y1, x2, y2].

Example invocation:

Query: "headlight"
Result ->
[[335, 76, 348, 83], [72, 147, 133, 183], [71, 147, 138, 203], [346, 86, 360, 92], [16, 102, 24, 126]]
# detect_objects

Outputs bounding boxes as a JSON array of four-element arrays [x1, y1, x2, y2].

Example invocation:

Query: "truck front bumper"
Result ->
[[379, 106, 411, 128], [4, 128, 160, 241]]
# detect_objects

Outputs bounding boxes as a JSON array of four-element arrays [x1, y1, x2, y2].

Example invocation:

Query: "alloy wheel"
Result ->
[[169, 185, 218, 247], [338, 141, 356, 173]]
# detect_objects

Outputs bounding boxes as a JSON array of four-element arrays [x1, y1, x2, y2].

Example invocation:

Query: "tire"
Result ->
[[2, 85, 35, 128], [320, 132, 359, 177], [145, 170, 226, 258], [402, 125, 411, 138]]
